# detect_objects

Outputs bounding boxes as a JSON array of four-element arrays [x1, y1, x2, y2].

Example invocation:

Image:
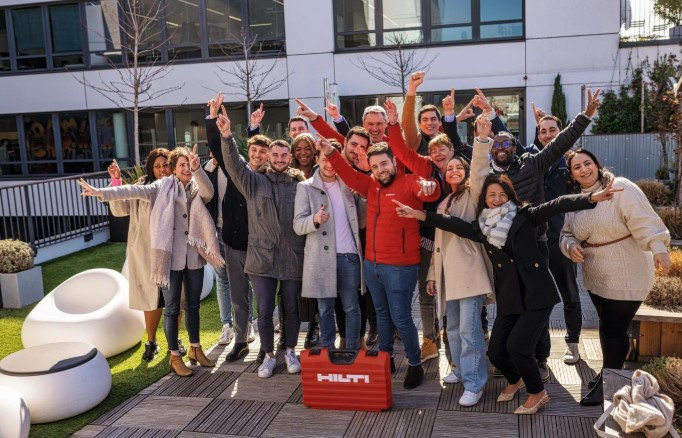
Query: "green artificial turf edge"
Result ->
[[0, 242, 223, 438]]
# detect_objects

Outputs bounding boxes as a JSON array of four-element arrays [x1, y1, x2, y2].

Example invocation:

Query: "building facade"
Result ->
[[0, 0, 679, 182]]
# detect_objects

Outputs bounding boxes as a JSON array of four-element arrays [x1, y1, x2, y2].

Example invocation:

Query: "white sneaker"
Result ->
[[285, 350, 301, 374], [443, 371, 461, 384], [563, 342, 580, 364], [247, 322, 256, 343], [459, 390, 483, 406], [219, 324, 234, 345], [258, 356, 277, 378]]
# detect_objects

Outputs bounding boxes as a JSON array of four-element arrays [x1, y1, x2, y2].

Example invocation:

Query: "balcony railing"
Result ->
[[620, 0, 681, 44]]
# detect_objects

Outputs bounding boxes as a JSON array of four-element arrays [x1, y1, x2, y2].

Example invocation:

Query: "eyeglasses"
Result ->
[[492, 140, 514, 150]]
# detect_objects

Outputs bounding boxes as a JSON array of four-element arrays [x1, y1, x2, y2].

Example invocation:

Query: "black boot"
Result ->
[[404, 364, 424, 389], [390, 357, 396, 374], [580, 375, 603, 406], [587, 372, 601, 388], [366, 324, 378, 346], [256, 349, 266, 364], [226, 342, 249, 362], [304, 315, 320, 349]]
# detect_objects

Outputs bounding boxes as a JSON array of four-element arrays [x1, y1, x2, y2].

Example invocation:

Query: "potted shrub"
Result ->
[[654, 0, 682, 38], [0, 239, 44, 308]]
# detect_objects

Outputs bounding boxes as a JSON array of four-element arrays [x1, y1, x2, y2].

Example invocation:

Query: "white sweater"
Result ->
[[560, 177, 670, 301]]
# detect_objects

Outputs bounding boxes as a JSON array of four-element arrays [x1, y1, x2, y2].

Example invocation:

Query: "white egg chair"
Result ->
[[0, 385, 30, 437]]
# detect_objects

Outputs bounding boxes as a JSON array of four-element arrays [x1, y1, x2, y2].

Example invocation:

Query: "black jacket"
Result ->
[[543, 156, 572, 240], [423, 194, 595, 316]]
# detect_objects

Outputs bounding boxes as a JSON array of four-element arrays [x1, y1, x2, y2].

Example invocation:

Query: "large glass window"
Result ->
[[0, 12, 10, 72], [85, 0, 124, 66], [24, 114, 57, 174], [0, 116, 21, 176], [59, 112, 92, 161], [97, 111, 129, 165], [335, 0, 524, 49], [166, 0, 202, 60], [248, 0, 285, 52], [12, 8, 47, 70], [49, 4, 84, 68], [206, 0, 243, 56], [173, 108, 207, 154], [138, 110, 168, 160]]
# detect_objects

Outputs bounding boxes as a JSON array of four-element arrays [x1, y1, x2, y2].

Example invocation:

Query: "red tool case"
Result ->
[[300, 348, 392, 412]]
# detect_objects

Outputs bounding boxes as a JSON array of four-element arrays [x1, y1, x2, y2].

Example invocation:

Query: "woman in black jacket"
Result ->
[[394, 174, 619, 414]]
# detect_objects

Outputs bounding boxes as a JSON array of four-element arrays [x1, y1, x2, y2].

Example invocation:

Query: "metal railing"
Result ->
[[0, 171, 112, 249], [620, 0, 679, 43]]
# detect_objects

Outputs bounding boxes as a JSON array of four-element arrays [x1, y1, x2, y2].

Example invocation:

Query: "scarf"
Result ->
[[478, 201, 517, 249], [150, 176, 224, 288], [612, 370, 674, 437]]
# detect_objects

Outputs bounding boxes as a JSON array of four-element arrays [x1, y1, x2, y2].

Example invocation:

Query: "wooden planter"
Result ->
[[634, 304, 682, 359]]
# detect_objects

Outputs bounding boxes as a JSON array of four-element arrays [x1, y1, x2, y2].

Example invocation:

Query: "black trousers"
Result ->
[[548, 238, 582, 343], [588, 292, 642, 370], [535, 241, 552, 361], [488, 306, 553, 394]]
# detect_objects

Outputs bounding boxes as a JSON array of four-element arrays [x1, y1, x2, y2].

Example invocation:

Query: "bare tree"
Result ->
[[352, 33, 438, 95], [73, 0, 184, 165], [212, 30, 289, 126]]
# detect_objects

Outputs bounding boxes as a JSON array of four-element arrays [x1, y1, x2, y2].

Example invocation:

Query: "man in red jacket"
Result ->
[[319, 137, 441, 390]]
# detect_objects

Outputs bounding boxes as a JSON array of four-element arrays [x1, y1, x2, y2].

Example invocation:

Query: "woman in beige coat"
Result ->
[[560, 148, 672, 406], [80, 147, 222, 377], [396, 116, 494, 407], [108, 149, 171, 362]]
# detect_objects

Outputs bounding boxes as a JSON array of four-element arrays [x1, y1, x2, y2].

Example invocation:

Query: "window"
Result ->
[[0, 116, 21, 176], [12, 8, 47, 70], [205, 0, 243, 56], [166, 0, 202, 60], [138, 109, 168, 160], [24, 114, 57, 175], [49, 4, 84, 68], [96, 111, 129, 167], [60, 112, 94, 174], [0, 12, 10, 72], [85, 0, 124, 66], [173, 107, 207, 154], [335, 0, 524, 49], [248, 0, 285, 52]]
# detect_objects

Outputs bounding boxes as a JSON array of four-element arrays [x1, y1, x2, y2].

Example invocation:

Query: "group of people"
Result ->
[[78, 71, 673, 415]]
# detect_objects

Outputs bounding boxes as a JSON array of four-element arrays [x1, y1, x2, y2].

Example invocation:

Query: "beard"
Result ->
[[376, 170, 397, 187], [492, 149, 515, 167]]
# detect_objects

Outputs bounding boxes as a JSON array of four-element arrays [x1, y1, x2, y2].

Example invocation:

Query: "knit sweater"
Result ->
[[560, 177, 670, 301]]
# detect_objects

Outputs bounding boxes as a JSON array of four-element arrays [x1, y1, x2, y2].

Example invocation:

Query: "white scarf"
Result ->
[[478, 201, 517, 249]]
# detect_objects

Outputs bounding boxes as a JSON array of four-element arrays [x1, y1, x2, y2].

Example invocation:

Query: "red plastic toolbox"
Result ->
[[300, 348, 392, 412]]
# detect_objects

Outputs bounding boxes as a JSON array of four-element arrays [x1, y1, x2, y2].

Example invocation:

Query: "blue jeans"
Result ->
[[446, 295, 488, 393], [164, 267, 203, 351], [214, 229, 232, 325], [318, 254, 361, 349], [363, 261, 420, 366]]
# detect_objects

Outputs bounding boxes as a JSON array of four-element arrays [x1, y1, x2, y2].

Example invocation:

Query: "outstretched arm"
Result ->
[[296, 98, 346, 143], [319, 137, 372, 197], [401, 71, 425, 151], [216, 108, 261, 199]]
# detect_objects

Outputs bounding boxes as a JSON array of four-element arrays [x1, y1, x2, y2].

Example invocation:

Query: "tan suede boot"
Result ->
[[169, 354, 193, 377], [189, 345, 216, 367]]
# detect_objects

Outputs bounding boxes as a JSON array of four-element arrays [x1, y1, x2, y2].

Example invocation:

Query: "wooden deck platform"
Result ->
[[75, 287, 610, 438]]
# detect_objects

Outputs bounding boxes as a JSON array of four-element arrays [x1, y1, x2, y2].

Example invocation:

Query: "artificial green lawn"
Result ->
[[0, 242, 224, 438]]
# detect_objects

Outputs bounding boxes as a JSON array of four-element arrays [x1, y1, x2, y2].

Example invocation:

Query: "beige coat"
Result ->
[[560, 177, 670, 301], [427, 138, 494, 319], [293, 169, 366, 299], [109, 179, 159, 311], [101, 168, 214, 272]]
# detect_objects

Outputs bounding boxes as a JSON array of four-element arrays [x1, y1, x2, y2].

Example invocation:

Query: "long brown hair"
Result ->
[[475, 174, 522, 217], [565, 148, 614, 194], [143, 147, 170, 184], [444, 157, 471, 211]]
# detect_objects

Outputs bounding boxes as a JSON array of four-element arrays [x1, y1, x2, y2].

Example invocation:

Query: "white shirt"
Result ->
[[323, 179, 357, 255]]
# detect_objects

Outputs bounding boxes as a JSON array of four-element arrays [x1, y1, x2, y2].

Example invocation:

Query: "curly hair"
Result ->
[[143, 147, 170, 184]]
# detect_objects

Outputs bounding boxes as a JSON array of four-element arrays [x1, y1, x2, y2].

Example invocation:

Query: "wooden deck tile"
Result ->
[[392, 378, 442, 410], [345, 409, 437, 438], [71, 425, 106, 437], [185, 398, 284, 436], [438, 378, 517, 414], [92, 394, 147, 426], [519, 414, 599, 438], [541, 384, 602, 418], [261, 403, 355, 437], [152, 370, 239, 398], [94, 427, 181, 437], [177, 433, 252, 438], [583, 338, 603, 361], [286, 383, 303, 404], [431, 410, 517, 437], [112, 396, 212, 430], [219, 372, 300, 402]]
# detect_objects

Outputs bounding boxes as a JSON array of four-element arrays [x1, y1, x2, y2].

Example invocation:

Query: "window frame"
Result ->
[[333, 0, 525, 51]]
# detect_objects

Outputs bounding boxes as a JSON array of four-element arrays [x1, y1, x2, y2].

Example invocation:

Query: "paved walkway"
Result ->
[[75, 288, 608, 437]]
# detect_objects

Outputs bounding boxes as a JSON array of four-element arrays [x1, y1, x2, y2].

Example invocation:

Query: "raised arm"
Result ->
[[424, 211, 481, 242], [524, 194, 595, 226], [216, 110, 262, 200], [401, 71, 425, 151], [296, 98, 346, 143], [326, 98, 351, 137], [247, 103, 265, 138], [469, 131, 492, 203], [99, 180, 159, 203], [410, 175, 441, 202], [321, 140, 372, 197], [385, 101, 432, 178]]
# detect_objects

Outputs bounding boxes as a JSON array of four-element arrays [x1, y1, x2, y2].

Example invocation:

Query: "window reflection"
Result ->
[[50, 4, 84, 68], [248, 0, 285, 52], [480, 0, 522, 22], [59, 112, 92, 160], [431, 0, 470, 26], [86, 0, 123, 66], [206, 0, 242, 56], [0, 116, 21, 176], [138, 110, 168, 159], [174, 108, 207, 154], [13, 8, 47, 70], [97, 112, 128, 162]]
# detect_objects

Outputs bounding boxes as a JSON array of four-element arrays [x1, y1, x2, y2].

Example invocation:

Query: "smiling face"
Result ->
[[538, 119, 560, 147], [289, 120, 308, 139], [429, 143, 454, 172], [317, 152, 336, 180], [569, 152, 600, 188], [419, 110, 441, 137], [152, 156, 170, 180], [369, 153, 397, 187], [248, 144, 269, 170], [445, 157, 467, 188], [363, 112, 387, 143], [174, 156, 192, 185], [491, 134, 516, 167], [344, 134, 370, 167], [485, 183, 509, 209], [269, 145, 291, 172], [293, 139, 314, 168]]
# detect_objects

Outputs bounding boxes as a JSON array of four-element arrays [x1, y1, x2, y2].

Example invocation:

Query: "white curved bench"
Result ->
[[21, 269, 145, 358], [0, 342, 111, 424], [0, 385, 30, 436], [200, 265, 215, 301]]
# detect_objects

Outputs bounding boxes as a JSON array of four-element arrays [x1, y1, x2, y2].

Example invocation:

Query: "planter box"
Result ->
[[0, 266, 44, 309], [631, 304, 682, 359]]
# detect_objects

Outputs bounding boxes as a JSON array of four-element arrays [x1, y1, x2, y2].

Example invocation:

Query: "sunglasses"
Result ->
[[492, 140, 514, 150]]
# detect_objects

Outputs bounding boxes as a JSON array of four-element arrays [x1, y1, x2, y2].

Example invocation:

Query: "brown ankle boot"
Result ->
[[169, 354, 193, 377], [189, 345, 216, 367]]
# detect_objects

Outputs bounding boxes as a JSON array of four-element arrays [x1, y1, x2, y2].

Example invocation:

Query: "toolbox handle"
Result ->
[[327, 348, 359, 365]]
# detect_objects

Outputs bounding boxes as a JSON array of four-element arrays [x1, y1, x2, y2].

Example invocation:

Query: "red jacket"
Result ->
[[328, 149, 441, 266], [311, 117, 390, 145]]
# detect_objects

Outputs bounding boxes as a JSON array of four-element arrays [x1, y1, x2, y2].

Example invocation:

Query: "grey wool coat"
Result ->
[[293, 169, 366, 299], [220, 135, 305, 281]]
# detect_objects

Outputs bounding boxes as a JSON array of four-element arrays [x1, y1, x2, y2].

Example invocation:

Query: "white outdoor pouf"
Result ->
[[21, 269, 145, 358], [0, 385, 30, 437], [0, 342, 111, 424], [200, 265, 215, 301]]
